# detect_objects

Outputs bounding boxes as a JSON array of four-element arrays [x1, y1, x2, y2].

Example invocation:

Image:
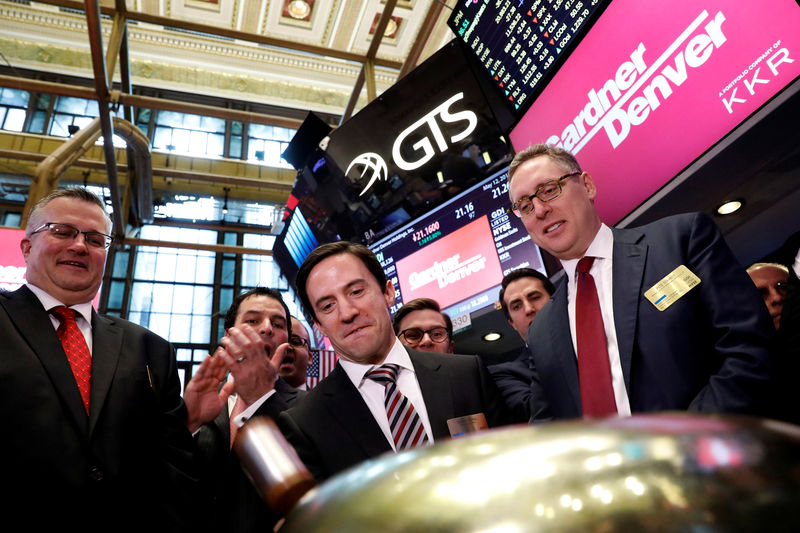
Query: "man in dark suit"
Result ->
[[184, 287, 307, 533], [489, 268, 556, 423], [507, 144, 775, 422], [0, 188, 197, 531], [277, 241, 511, 482]]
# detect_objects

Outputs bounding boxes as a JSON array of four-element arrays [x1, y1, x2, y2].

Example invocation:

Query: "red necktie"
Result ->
[[51, 306, 92, 414], [229, 396, 247, 448], [366, 364, 429, 450], [575, 257, 617, 418]]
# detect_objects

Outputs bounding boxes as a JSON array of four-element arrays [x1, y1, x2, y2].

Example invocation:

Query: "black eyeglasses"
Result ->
[[30, 222, 113, 249], [511, 171, 582, 217], [398, 326, 449, 345], [289, 334, 309, 348]]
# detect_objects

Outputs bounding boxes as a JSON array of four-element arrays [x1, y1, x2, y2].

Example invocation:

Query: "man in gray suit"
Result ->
[[278, 241, 511, 482]]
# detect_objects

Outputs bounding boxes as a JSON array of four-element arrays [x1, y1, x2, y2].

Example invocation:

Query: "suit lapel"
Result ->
[[88, 312, 123, 434], [409, 349, 453, 440], [546, 281, 582, 412], [2, 286, 89, 430], [321, 365, 392, 457], [611, 227, 647, 391]]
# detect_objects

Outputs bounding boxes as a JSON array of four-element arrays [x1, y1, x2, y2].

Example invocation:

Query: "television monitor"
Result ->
[[369, 165, 545, 320], [448, 0, 610, 117], [296, 40, 514, 246], [509, 0, 800, 224]]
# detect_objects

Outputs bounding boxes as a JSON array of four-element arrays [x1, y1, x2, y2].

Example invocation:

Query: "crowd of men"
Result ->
[[3, 142, 797, 532]]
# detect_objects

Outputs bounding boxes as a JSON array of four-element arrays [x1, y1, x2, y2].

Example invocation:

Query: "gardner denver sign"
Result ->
[[510, 0, 800, 224], [395, 215, 503, 309]]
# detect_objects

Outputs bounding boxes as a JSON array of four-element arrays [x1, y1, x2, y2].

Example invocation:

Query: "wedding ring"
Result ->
[[236, 356, 246, 363]]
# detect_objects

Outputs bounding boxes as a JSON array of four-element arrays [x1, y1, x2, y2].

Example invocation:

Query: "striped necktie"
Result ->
[[366, 364, 429, 450]]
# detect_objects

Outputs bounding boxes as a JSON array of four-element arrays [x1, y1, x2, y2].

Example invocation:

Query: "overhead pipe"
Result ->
[[21, 116, 152, 228]]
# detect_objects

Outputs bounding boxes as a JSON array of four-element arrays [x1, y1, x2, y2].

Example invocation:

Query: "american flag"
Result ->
[[306, 348, 338, 389]]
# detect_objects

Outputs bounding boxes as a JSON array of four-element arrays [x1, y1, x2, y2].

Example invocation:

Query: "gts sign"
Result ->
[[347, 93, 478, 196], [392, 92, 478, 171]]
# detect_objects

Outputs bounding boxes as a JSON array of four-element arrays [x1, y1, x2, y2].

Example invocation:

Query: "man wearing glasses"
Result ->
[[508, 143, 774, 422], [283, 316, 314, 389], [393, 298, 455, 354], [0, 188, 198, 530]]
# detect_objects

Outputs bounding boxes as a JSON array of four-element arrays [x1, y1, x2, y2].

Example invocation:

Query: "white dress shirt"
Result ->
[[226, 376, 278, 428], [560, 224, 632, 416], [339, 338, 434, 450], [27, 283, 94, 355]]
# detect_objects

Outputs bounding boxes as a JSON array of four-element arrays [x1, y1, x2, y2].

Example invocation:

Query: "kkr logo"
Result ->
[[345, 152, 389, 197], [346, 92, 478, 195]]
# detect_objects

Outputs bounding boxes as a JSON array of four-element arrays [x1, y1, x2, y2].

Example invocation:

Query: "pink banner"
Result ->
[[510, 0, 800, 224], [395, 215, 503, 309], [0, 228, 26, 291]]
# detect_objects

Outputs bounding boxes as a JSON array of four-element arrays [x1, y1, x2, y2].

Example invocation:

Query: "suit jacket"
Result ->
[[0, 285, 198, 532], [523, 212, 775, 422], [277, 347, 511, 482], [194, 378, 306, 533], [488, 349, 533, 424]]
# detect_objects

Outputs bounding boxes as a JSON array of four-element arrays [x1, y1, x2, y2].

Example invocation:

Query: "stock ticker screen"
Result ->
[[369, 166, 545, 320], [449, 0, 609, 114]]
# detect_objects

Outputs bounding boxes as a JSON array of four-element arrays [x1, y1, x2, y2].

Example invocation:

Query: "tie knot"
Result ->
[[50, 305, 77, 322], [366, 364, 400, 387], [577, 256, 595, 274]]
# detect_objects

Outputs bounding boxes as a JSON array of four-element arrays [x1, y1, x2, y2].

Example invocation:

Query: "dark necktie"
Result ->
[[51, 306, 92, 414], [366, 364, 429, 450], [575, 257, 617, 417]]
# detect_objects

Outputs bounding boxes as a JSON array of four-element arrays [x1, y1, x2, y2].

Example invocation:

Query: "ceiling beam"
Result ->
[[31, 0, 403, 70], [0, 75, 306, 129], [340, 0, 399, 124]]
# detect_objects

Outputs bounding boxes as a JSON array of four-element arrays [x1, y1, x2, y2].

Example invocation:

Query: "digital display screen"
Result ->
[[449, 0, 609, 114], [301, 40, 512, 246], [369, 166, 545, 319], [281, 207, 319, 269], [509, 0, 800, 224]]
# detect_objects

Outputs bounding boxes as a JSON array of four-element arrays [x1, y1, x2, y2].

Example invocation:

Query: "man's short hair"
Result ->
[[296, 241, 387, 322], [224, 286, 292, 337], [27, 187, 112, 233], [392, 297, 453, 339], [746, 262, 790, 275], [508, 143, 581, 183], [498, 268, 556, 321]]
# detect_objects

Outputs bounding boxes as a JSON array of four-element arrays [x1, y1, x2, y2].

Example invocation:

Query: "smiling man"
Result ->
[[277, 241, 510, 482], [0, 188, 198, 530], [508, 143, 775, 422]]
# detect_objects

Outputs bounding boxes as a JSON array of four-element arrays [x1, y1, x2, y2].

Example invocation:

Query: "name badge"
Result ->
[[644, 265, 701, 311], [447, 413, 488, 437]]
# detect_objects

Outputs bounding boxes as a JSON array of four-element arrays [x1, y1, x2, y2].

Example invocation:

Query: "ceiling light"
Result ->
[[483, 332, 501, 342], [287, 0, 310, 19], [385, 19, 398, 37], [222, 187, 230, 215], [716, 199, 743, 215]]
